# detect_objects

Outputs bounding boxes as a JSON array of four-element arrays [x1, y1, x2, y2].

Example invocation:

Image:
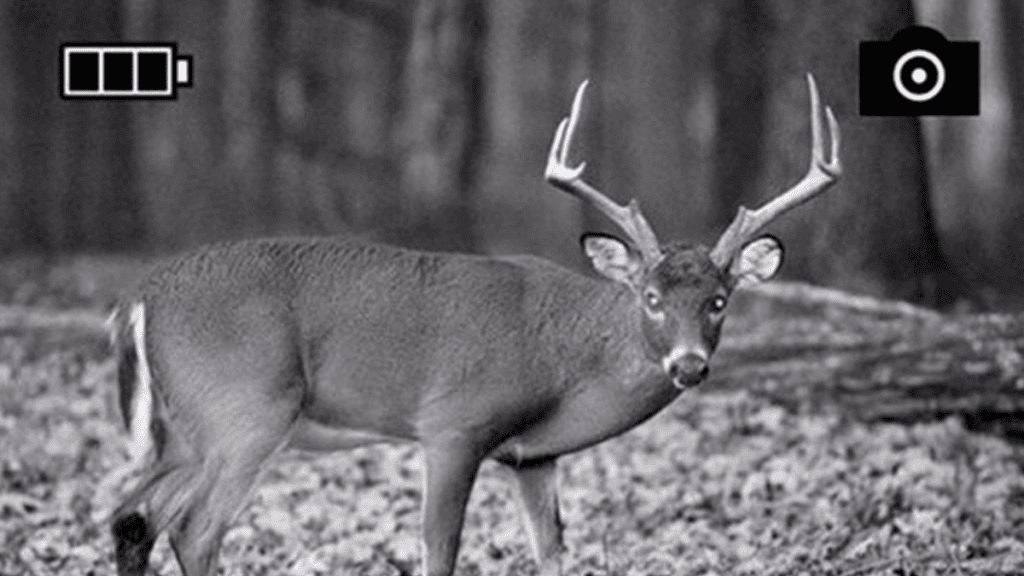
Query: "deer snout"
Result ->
[[663, 350, 709, 389]]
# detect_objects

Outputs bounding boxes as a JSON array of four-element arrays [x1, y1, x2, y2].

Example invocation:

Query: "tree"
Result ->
[[473, 0, 593, 265]]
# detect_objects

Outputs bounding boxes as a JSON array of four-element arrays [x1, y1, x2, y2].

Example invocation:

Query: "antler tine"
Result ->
[[709, 73, 842, 271], [545, 80, 663, 264]]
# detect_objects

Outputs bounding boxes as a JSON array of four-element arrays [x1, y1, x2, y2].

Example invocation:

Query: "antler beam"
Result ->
[[545, 80, 663, 264], [709, 73, 842, 271]]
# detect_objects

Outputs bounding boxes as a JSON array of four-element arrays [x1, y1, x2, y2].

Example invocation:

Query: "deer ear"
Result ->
[[732, 235, 783, 286], [582, 233, 643, 286]]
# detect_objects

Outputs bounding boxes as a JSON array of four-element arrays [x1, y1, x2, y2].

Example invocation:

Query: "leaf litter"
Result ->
[[0, 349, 1021, 575]]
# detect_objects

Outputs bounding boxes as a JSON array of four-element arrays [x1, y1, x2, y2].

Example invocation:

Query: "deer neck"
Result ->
[[565, 279, 666, 389], [592, 283, 681, 408], [496, 279, 681, 463]]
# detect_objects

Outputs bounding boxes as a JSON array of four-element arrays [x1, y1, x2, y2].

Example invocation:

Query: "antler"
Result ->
[[545, 80, 663, 264], [709, 73, 842, 271]]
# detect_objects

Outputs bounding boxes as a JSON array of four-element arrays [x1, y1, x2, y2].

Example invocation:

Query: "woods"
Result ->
[[1, 2, 1024, 573], [0, 0, 1020, 309]]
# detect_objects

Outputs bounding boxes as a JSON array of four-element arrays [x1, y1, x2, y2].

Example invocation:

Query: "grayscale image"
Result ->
[[0, 1, 1022, 575]]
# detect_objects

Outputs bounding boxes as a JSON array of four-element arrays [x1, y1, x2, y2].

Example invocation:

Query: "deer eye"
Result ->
[[644, 289, 662, 309], [709, 295, 727, 313]]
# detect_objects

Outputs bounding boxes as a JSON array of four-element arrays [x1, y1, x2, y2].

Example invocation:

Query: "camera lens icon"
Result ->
[[892, 49, 945, 103], [860, 25, 978, 116]]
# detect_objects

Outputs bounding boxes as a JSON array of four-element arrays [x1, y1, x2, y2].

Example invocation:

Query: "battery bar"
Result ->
[[61, 43, 193, 100]]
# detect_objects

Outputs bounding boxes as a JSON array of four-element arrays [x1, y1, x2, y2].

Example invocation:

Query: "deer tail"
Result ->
[[109, 301, 155, 463]]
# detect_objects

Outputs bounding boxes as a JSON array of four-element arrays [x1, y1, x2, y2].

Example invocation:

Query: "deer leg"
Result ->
[[164, 397, 298, 576], [111, 449, 206, 576], [504, 458, 565, 576], [421, 435, 484, 576], [165, 455, 268, 576]]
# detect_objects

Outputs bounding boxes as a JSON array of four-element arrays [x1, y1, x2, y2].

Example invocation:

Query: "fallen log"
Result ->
[[716, 283, 1024, 440]]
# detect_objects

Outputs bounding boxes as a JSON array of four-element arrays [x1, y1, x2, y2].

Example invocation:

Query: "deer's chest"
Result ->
[[492, 369, 681, 463]]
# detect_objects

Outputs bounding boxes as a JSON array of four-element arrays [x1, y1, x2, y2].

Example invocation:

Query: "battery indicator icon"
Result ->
[[60, 43, 193, 100]]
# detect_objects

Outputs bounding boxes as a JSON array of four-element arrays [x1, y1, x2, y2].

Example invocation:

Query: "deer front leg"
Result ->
[[504, 458, 565, 576], [421, 435, 484, 576]]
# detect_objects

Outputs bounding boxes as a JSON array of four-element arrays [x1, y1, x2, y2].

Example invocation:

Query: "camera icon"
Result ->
[[860, 25, 979, 116]]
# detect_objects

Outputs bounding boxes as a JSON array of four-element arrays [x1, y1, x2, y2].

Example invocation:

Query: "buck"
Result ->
[[109, 74, 839, 576]]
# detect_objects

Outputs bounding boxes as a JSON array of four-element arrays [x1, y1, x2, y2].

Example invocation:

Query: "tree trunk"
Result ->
[[128, 0, 228, 249], [917, 1, 1018, 310], [0, 1, 22, 250], [710, 0, 770, 237], [221, 0, 282, 237], [474, 0, 592, 265], [396, 0, 482, 252], [284, 1, 407, 240], [996, 0, 1024, 304], [8, 2, 63, 250]]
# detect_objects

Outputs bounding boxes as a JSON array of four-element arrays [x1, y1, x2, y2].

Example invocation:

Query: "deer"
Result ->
[[108, 73, 839, 576]]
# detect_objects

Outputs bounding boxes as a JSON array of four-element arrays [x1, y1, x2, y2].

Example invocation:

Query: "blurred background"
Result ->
[[1, 0, 1022, 310]]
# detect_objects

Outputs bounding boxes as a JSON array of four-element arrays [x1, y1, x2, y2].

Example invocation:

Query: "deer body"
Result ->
[[136, 236, 681, 461], [111, 76, 840, 576]]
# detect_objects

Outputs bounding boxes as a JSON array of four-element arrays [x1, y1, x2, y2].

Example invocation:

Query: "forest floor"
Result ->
[[0, 255, 1022, 576]]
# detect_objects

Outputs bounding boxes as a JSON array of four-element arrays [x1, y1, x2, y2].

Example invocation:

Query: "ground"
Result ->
[[0, 256, 1022, 575]]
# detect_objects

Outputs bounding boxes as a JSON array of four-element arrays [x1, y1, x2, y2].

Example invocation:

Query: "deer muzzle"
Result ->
[[663, 349, 710, 390]]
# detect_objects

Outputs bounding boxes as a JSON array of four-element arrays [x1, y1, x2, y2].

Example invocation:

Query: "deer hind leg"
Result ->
[[114, 382, 300, 575], [111, 371, 212, 576], [111, 455, 207, 576], [166, 450, 275, 575], [111, 412, 292, 576], [166, 384, 301, 576], [503, 458, 565, 576]]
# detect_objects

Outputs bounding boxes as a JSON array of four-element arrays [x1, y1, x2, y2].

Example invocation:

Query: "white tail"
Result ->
[[110, 74, 840, 576], [126, 303, 153, 463]]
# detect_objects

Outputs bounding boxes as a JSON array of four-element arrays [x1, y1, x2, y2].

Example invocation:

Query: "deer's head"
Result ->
[[546, 76, 840, 390], [582, 234, 782, 388]]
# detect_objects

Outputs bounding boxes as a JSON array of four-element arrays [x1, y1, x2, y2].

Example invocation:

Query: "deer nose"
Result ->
[[667, 352, 709, 388]]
